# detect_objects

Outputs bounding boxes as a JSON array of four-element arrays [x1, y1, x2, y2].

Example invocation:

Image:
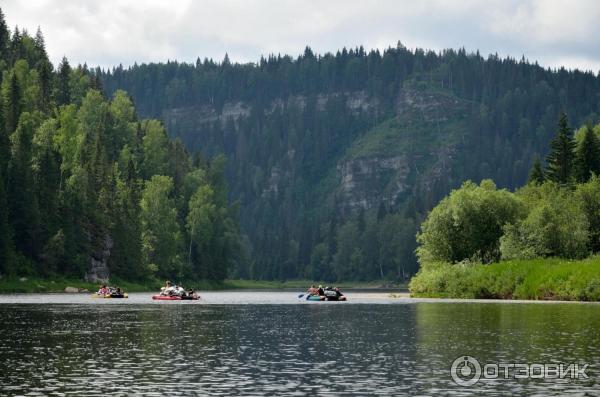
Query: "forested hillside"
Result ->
[[102, 43, 600, 281], [0, 8, 240, 282]]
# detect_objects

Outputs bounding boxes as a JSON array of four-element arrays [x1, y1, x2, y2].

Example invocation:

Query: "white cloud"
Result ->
[[2, 0, 599, 73]]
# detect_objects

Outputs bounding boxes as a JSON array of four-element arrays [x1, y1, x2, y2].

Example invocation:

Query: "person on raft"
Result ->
[[307, 285, 319, 296], [97, 284, 109, 295], [317, 285, 325, 296], [161, 281, 197, 298], [161, 280, 176, 296]]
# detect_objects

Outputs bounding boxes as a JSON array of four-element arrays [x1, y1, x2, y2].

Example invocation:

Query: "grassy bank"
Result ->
[[409, 256, 600, 301], [0, 277, 163, 294], [0, 277, 405, 294]]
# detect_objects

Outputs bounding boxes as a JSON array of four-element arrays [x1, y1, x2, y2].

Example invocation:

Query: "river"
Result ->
[[0, 292, 598, 395]]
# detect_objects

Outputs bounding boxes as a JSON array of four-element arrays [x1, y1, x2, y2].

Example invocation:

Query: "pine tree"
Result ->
[[10, 27, 23, 65], [528, 156, 545, 184], [33, 27, 46, 59], [0, 8, 10, 67], [37, 60, 52, 111], [56, 57, 71, 106], [7, 112, 41, 260], [545, 113, 576, 184], [3, 71, 21, 134], [574, 125, 600, 183]]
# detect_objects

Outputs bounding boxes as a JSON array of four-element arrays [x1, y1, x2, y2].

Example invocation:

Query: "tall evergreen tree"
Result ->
[[3, 71, 21, 134], [574, 125, 600, 183], [0, 8, 10, 67], [37, 60, 53, 111], [7, 112, 41, 260], [528, 156, 545, 184], [545, 113, 576, 184], [56, 56, 71, 106], [10, 26, 23, 64]]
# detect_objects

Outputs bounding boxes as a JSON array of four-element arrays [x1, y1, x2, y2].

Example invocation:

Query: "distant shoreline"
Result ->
[[0, 277, 408, 294]]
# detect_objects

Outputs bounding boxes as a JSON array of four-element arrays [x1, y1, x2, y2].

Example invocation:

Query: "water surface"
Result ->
[[0, 292, 598, 395]]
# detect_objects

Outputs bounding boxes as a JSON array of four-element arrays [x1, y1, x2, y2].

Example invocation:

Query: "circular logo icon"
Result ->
[[451, 356, 482, 386]]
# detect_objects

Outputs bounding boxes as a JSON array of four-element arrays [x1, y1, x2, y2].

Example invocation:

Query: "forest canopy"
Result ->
[[0, 8, 241, 282]]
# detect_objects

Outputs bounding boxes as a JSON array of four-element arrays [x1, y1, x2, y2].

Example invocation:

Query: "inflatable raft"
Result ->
[[152, 295, 200, 301], [304, 293, 347, 301], [91, 293, 128, 299]]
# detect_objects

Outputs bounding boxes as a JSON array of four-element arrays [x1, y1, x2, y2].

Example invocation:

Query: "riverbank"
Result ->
[[0, 277, 406, 294], [409, 256, 600, 301]]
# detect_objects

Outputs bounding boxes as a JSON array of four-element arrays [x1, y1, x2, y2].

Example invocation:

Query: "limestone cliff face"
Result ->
[[85, 234, 113, 283], [162, 83, 466, 220], [334, 84, 468, 213], [337, 156, 410, 211], [162, 90, 378, 134]]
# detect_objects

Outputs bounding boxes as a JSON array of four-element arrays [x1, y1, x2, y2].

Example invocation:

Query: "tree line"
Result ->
[[0, 8, 240, 281], [102, 36, 600, 282], [417, 114, 600, 266]]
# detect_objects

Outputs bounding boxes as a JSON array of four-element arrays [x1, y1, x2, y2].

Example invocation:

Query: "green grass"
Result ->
[[220, 279, 404, 290], [0, 277, 404, 294], [409, 256, 600, 301], [0, 277, 101, 293]]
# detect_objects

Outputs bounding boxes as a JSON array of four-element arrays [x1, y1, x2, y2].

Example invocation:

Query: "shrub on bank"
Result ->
[[409, 256, 600, 301]]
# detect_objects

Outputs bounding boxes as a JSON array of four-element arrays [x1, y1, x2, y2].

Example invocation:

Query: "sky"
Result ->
[[2, 0, 600, 73]]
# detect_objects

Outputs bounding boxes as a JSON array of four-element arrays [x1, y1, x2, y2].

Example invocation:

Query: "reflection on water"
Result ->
[[0, 294, 599, 395]]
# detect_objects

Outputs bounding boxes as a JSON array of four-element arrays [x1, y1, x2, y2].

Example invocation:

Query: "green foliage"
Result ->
[[545, 113, 576, 185], [417, 179, 525, 264], [409, 257, 600, 301], [186, 184, 217, 277], [140, 175, 183, 279], [527, 156, 544, 184], [140, 119, 168, 178], [101, 37, 600, 282], [575, 175, 600, 252], [574, 125, 600, 182], [500, 183, 589, 260], [0, 11, 240, 283]]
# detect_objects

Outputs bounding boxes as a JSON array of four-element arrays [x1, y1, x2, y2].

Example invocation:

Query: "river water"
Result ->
[[0, 292, 599, 396]]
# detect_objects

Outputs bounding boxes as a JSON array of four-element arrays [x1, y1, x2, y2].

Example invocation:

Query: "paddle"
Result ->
[[297, 293, 305, 299]]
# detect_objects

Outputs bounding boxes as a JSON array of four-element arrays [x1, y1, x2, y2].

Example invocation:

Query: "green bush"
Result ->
[[417, 179, 525, 264], [500, 183, 589, 260]]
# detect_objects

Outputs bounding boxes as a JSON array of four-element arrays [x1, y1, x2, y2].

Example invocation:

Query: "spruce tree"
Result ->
[[3, 71, 21, 134], [0, 8, 10, 67], [545, 113, 576, 184], [528, 156, 545, 184], [574, 125, 600, 183], [56, 57, 71, 106], [7, 112, 41, 260], [10, 27, 22, 65]]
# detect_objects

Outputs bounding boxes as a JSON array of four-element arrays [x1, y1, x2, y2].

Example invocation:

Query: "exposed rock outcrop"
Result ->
[[85, 235, 113, 283], [337, 155, 410, 212], [163, 90, 378, 134]]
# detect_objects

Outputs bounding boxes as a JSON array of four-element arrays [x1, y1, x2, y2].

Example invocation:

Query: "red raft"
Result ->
[[152, 295, 200, 301]]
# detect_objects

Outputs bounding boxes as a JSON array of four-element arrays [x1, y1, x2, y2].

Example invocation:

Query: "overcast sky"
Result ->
[[2, 0, 600, 73]]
